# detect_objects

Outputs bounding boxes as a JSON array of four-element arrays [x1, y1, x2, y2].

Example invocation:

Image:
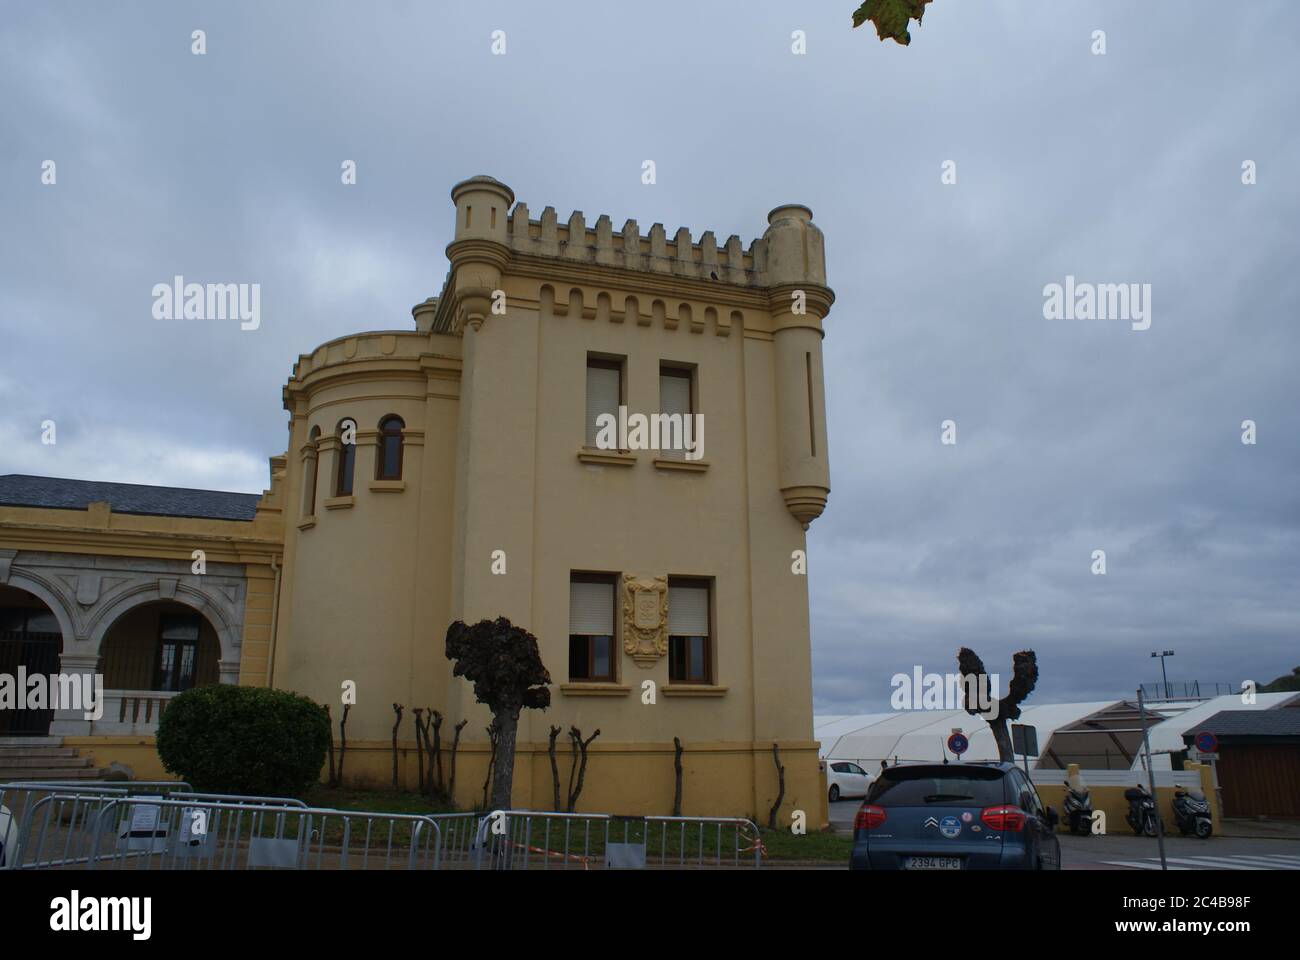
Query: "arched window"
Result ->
[[305, 426, 321, 514], [377, 415, 405, 480], [336, 418, 356, 496]]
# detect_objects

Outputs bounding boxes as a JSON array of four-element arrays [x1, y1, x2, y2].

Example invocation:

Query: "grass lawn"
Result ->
[[301, 785, 457, 816], [755, 827, 852, 863]]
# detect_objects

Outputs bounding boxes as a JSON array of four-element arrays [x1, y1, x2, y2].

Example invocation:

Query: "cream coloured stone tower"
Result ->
[[260, 175, 835, 819]]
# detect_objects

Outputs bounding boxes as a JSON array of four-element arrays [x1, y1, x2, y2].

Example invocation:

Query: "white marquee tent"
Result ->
[[815, 693, 1300, 772], [1128, 692, 1299, 770], [815, 701, 1118, 770]]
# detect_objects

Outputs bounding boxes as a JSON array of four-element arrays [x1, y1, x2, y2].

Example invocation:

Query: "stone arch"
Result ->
[[2, 569, 79, 645], [86, 581, 241, 669]]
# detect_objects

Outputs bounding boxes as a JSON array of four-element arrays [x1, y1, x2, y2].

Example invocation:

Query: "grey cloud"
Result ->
[[1, 0, 1296, 716]]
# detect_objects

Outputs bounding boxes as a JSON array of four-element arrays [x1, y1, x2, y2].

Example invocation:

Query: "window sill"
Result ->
[[653, 457, 710, 473], [663, 684, 728, 697], [577, 449, 637, 467], [559, 683, 631, 697], [323, 496, 355, 510], [297, 517, 316, 530], [369, 480, 406, 493]]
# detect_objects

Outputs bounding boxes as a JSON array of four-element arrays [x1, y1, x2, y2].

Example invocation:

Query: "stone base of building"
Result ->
[[61, 736, 829, 828]]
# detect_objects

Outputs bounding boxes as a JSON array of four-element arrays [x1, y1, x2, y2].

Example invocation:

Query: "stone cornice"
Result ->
[[506, 253, 773, 310], [445, 237, 511, 273], [0, 522, 282, 562]]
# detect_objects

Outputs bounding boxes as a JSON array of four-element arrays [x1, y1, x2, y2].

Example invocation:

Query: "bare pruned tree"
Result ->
[[548, 725, 563, 811], [446, 719, 468, 804], [412, 708, 426, 794], [565, 726, 600, 812], [429, 709, 445, 798], [767, 743, 785, 830], [391, 703, 404, 790], [957, 647, 1038, 761], [672, 737, 684, 817], [336, 703, 351, 788]]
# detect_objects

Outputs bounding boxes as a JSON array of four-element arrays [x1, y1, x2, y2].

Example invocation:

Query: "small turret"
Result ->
[[450, 175, 514, 245], [762, 204, 826, 287], [446, 176, 514, 331], [763, 204, 834, 527]]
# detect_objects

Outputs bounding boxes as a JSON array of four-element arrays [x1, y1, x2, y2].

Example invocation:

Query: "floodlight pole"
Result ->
[[1136, 686, 1168, 870], [1150, 650, 1175, 699]]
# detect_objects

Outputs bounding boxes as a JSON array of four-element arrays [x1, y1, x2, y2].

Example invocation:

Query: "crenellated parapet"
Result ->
[[429, 175, 832, 341], [504, 204, 768, 287]]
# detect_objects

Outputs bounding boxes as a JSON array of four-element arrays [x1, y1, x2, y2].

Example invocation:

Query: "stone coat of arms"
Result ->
[[622, 573, 668, 667]]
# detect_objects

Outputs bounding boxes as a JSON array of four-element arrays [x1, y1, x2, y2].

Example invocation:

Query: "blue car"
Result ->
[[849, 761, 1061, 870]]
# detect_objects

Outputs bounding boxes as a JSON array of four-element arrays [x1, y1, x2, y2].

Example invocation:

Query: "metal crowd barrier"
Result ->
[[2, 783, 762, 871], [1, 781, 200, 870], [426, 811, 487, 869], [644, 816, 764, 868], [468, 811, 763, 870], [44, 795, 446, 870]]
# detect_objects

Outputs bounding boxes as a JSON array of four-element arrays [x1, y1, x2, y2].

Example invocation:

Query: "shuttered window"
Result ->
[[668, 583, 708, 635], [569, 579, 614, 635], [659, 367, 692, 459], [668, 579, 711, 683], [569, 575, 616, 682], [586, 360, 621, 448], [660, 369, 691, 417]]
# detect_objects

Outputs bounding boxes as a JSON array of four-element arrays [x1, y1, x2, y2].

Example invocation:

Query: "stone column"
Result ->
[[48, 651, 101, 737]]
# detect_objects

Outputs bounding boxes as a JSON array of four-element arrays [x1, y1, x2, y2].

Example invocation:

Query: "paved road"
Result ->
[[1059, 834, 1300, 870], [828, 800, 1300, 870]]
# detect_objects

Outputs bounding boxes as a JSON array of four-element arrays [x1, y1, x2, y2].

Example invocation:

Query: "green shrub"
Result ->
[[156, 685, 330, 796]]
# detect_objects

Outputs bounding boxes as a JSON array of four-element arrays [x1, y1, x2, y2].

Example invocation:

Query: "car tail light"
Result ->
[[980, 805, 1026, 832], [854, 804, 886, 830]]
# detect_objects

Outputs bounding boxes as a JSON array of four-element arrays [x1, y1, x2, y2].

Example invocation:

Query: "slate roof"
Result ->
[[0, 474, 261, 521], [1183, 708, 1300, 740]]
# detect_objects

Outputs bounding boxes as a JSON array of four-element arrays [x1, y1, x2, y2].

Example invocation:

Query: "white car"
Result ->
[[824, 760, 873, 802]]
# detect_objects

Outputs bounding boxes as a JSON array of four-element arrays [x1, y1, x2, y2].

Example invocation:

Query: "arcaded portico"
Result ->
[[0, 476, 281, 763]]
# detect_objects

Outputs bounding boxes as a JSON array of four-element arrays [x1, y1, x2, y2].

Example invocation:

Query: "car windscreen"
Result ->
[[865, 767, 1008, 806]]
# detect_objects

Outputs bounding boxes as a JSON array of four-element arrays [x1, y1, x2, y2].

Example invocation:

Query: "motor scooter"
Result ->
[[1172, 785, 1213, 838], [1124, 783, 1158, 837], [1062, 779, 1094, 835]]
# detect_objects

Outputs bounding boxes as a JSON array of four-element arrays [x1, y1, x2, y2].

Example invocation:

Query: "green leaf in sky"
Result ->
[[852, 0, 934, 46]]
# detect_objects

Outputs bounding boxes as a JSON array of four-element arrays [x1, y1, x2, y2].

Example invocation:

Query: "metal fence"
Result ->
[[467, 811, 763, 870], [8, 794, 444, 871], [1139, 681, 1234, 702], [1, 780, 206, 869], [1, 782, 763, 871]]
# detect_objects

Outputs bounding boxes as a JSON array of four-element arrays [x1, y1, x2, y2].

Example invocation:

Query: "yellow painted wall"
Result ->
[[1037, 762, 1221, 834]]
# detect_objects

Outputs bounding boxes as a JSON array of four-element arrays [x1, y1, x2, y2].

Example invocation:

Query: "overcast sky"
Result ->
[[2, 1, 1297, 715]]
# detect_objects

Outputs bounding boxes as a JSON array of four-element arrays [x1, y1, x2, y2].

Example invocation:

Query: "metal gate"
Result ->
[[0, 613, 63, 736]]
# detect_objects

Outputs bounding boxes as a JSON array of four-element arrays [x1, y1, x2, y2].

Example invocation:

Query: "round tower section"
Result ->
[[763, 204, 834, 527], [277, 330, 448, 740]]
